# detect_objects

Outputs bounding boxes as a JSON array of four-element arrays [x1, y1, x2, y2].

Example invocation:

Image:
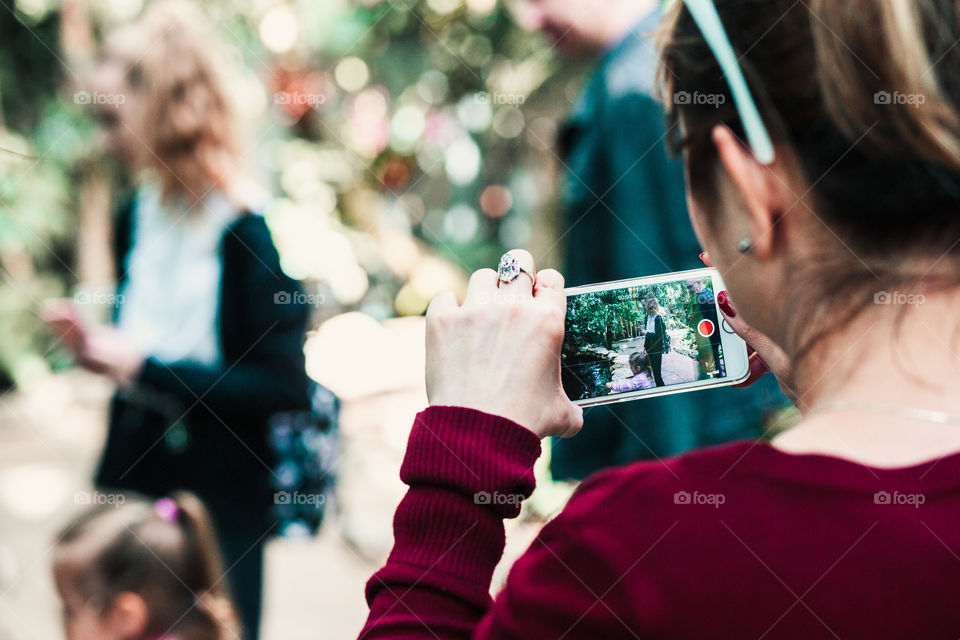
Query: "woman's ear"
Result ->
[[106, 592, 149, 640], [711, 125, 787, 259]]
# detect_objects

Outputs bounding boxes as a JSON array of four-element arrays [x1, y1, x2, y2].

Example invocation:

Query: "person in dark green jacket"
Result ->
[[523, 0, 788, 479]]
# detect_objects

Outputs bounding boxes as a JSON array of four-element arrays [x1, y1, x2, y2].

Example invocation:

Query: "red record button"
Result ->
[[697, 319, 715, 337]]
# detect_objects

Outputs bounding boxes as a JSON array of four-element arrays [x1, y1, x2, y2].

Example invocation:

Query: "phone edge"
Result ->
[[563, 267, 751, 406]]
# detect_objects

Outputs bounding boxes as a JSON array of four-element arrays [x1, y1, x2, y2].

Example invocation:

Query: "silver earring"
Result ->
[[737, 237, 753, 254]]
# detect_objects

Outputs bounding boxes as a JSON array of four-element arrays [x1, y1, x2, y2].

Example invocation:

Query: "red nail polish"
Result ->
[[699, 252, 707, 264], [718, 290, 736, 318]]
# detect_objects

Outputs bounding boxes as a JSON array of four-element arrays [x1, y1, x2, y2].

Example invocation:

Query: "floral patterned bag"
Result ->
[[268, 382, 340, 538]]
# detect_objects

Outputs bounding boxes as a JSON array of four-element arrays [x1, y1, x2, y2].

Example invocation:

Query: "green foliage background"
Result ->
[[0, 0, 583, 390], [565, 280, 703, 352]]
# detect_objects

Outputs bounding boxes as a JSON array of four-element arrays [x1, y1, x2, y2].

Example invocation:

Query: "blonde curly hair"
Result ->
[[103, 0, 245, 205]]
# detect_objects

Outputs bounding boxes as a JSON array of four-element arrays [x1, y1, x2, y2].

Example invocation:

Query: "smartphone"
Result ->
[[562, 267, 749, 407]]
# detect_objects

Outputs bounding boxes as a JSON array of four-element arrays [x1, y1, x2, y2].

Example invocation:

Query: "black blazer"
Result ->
[[643, 314, 666, 356], [96, 197, 311, 525]]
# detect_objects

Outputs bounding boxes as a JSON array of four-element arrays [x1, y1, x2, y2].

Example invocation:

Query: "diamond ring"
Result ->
[[497, 252, 534, 286]]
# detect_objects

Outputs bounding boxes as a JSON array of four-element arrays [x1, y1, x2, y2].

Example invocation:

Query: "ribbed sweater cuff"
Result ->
[[400, 406, 542, 517], [388, 406, 542, 584]]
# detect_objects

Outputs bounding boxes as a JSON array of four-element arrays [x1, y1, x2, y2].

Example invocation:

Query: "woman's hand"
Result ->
[[78, 326, 145, 386], [41, 299, 88, 354], [718, 294, 795, 400], [701, 252, 796, 402], [43, 299, 144, 384], [425, 250, 583, 439]]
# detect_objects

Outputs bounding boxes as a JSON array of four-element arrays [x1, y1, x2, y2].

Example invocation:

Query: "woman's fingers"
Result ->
[[720, 304, 778, 362], [498, 249, 536, 297], [534, 267, 563, 291], [427, 289, 459, 316], [40, 299, 76, 324], [532, 266, 582, 438], [717, 290, 792, 394], [533, 268, 566, 314], [465, 250, 538, 307], [556, 401, 584, 438], [41, 299, 87, 353], [735, 351, 771, 388], [464, 268, 498, 306]]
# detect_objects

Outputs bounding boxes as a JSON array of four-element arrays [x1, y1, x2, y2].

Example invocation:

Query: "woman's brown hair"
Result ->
[[658, 0, 960, 256], [54, 492, 238, 640], [103, 0, 245, 205], [657, 0, 960, 355]]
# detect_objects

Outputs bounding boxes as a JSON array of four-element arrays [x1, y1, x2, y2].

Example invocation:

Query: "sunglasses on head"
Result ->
[[680, 0, 775, 165]]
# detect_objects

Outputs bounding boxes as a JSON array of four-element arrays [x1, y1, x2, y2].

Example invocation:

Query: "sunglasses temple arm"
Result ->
[[682, 0, 776, 165]]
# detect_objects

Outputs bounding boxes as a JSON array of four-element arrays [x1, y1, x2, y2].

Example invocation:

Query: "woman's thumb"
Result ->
[[555, 398, 583, 438]]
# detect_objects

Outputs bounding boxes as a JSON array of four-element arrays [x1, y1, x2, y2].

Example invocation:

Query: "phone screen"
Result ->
[[562, 270, 745, 405]]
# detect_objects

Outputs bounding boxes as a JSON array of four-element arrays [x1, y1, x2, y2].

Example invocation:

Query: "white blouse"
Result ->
[[117, 183, 237, 366]]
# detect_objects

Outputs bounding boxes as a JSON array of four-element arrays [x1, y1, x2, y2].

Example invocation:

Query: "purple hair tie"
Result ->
[[154, 497, 179, 523]]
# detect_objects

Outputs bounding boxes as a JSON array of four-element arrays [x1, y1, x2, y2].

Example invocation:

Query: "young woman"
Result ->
[[47, 3, 310, 638], [361, 0, 960, 637], [639, 289, 667, 386]]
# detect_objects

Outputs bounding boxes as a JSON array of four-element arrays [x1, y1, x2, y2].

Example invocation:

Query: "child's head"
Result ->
[[53, 492, 237, 640], [629, 352, 650, 375]]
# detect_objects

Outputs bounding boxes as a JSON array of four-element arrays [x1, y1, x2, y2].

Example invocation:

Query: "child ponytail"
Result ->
[[53, 491, 239, 640], [169, 491, 240, 640]]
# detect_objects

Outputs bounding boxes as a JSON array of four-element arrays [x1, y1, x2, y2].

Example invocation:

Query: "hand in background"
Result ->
[[42, 300, 144, 386], [79, 326, 145, 386], [41, 299, 88, 354]]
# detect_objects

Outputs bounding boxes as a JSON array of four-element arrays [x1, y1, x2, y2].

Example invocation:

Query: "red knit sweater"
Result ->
[[361, 406, 960, 639]]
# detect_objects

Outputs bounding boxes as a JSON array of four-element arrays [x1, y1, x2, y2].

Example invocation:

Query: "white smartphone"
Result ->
[[562, 267, 750, 407]]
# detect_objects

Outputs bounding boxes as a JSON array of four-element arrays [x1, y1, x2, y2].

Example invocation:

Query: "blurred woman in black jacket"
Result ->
[[46, 4, 309, 638]]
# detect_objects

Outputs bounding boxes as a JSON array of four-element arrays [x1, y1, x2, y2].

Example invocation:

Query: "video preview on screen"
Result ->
[[561, 276, 727, 402]]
